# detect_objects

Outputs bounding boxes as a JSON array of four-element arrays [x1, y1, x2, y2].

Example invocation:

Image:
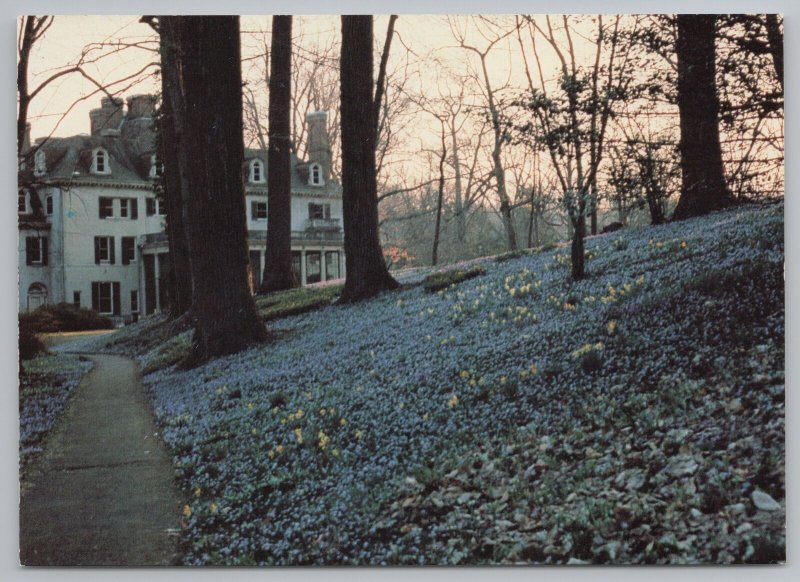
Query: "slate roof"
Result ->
[[34, 118, 341, 198]]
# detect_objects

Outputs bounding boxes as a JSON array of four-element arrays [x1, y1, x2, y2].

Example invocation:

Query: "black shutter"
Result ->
[[41, 238, 48, 266], [94, 237, 101, 264], [112, 282, 121, 315], [122, 238, 129, 265], [131, 198, 138, 220], [251, 201, 257, 220], [91, 282, 100, 311], [109, 237, 116, 264], [26, 237, 34, 265], [146, 198, 155, 216]]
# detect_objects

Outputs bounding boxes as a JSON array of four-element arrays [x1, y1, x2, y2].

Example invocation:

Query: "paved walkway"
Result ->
[[20, 354, 182, 566]]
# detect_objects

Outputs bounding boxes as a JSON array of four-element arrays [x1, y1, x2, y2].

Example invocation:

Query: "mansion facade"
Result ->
[[19, 95, 344, 322]]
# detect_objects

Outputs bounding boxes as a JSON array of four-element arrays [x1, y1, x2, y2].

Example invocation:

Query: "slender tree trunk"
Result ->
[[158, 16, 193, 317], [672, 15, 733, 221], [339, 16, 399, 303], [449, 121, 467, 257], [261, 15, 297, 293], [431, 126, 446, 266], [177, 16, 266, 365], [570, 196, 586, 280], [765, 14, 783, 92]]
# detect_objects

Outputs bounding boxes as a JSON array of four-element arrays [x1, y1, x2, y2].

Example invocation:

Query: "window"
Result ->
[[309, 163, 323, 186], [18, 191, 28, 214], [130, 290, 139, 313], [94, 236, 115, 264], [250, 159, 265, 183], [146, 197, 165, 216], [325, 251, 340, 280], [25, 237, 48, 266], [291, 251, 302, 283], [73, 291, 81, 308], [306, 251, 321, 284], [46, 195, 53, 215], [92, 148, 110, 174], [34, 150, 46, 177], [149, 154, 164, 178], [91, 281, 120, 315], [122, 236, 136, 265], [99, 197, 114, 219], [120, 198, 138, 219], [308, 202, 331, 220], [251, 201, 268, 221]]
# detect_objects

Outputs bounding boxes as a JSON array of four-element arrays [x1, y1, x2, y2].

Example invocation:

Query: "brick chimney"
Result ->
[[89, 96, 124, 136], [306, 111, 331, 182], [126, 94, 157, 120]]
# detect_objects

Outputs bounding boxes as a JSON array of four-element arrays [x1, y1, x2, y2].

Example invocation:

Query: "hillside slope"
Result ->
[[130, 202, 783, 564]]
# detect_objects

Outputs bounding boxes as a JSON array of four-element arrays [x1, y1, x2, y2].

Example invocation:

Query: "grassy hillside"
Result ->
[[107, 202, 785, 564]]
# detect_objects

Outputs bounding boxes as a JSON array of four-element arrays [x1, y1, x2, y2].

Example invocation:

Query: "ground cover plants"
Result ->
[[19, 354, 93, 476], [103, 202, 784, 565]]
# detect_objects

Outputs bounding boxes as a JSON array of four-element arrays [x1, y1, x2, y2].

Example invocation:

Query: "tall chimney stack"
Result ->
[[306, 111, 331, 182], [126, 94, 157, 120], [89, 96, 124, 136]]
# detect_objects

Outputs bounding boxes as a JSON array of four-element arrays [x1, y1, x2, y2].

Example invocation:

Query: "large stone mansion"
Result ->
[[18, 95, 345, 322]]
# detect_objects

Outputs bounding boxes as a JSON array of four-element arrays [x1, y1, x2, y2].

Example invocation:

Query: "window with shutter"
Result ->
[[99, 197, 114, 219], [122, 237, 136, 265], [146, 198, 156, 216]]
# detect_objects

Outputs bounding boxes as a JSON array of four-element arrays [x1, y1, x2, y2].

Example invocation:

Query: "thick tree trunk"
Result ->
[[177, 16, 266, 365], [672, 15, 733, 221], [261, 15, 297, 293], [570, 203, 586, 281], [158, 16, 193, 317], [339, 16, 399, 303]]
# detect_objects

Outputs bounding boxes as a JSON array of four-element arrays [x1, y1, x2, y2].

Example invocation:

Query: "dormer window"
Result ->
[[309, 163, 324, 186], [149, 154, 164, 178], [33, 150, 46, 177], [92, 148, 110, 174], [249, 159, 265, 184]]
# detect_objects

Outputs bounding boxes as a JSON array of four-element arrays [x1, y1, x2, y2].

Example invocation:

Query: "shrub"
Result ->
[[21, 302, 114, 333], [19, 317, 46, 361], [423, 266, 486, 293]]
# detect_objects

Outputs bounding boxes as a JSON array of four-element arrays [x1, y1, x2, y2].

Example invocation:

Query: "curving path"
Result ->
[[20, 354, 182, 566]]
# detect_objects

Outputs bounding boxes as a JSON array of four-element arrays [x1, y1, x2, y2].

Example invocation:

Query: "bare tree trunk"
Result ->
[[431, 122, 446, 266], [158, 16, 193, 317], [261, 15, 297, 293], [339, 16, 399, 303], [177, 16, 266, 365], [449, 121, 468, 256], [673, 15, 733, 220]]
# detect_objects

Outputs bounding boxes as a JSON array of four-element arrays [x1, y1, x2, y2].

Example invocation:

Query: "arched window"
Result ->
[[92, 148, 110, 174], [250, 159, 265, 183], [309, 163, 323, 186], [27, 283, 48, 312], [34, 149, 46, 177]]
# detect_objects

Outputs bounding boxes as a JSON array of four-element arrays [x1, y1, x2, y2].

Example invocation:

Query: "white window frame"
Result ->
[[253, 201, 268, 221], [99, 196, 114, 219], [120, 198, 131, 218], [96, 282, 114, 314], [149, 154, 164, 178], [309, 163, 324, 186], [92, 148, 111, 175], [28, 238, 45, 265], [249, 159, 265, 184], [97, 236, 112, 263]]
